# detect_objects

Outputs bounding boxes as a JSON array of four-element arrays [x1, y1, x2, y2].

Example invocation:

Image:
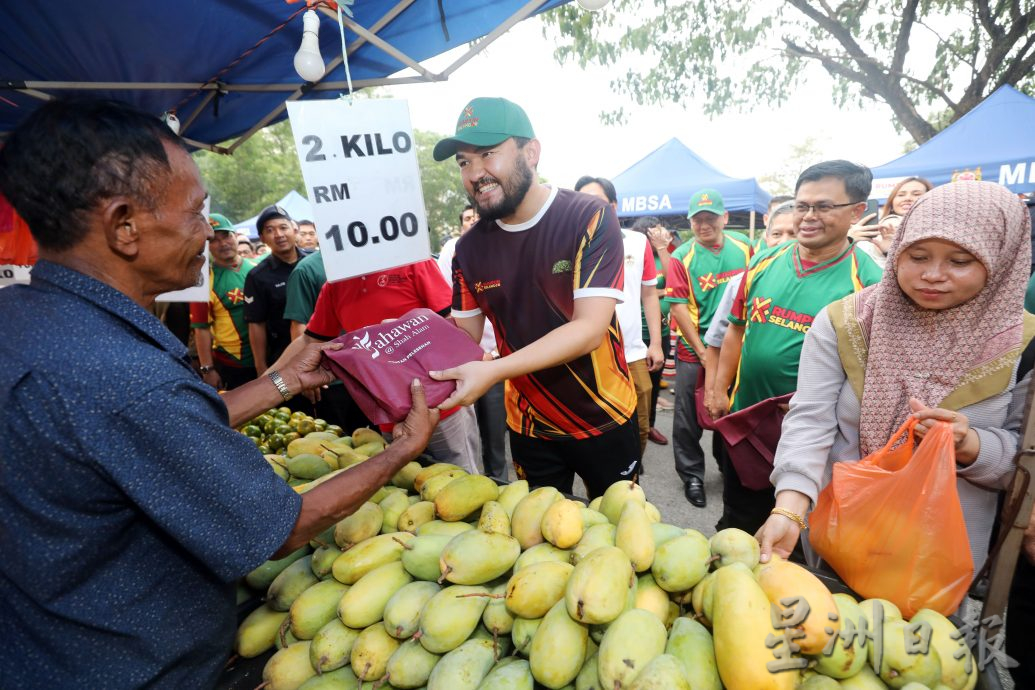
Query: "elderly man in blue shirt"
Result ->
[[0, 98, 439, 689]]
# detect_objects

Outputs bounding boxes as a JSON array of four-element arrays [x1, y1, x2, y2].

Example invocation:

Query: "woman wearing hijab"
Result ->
[[757, 181, 1035, 573]]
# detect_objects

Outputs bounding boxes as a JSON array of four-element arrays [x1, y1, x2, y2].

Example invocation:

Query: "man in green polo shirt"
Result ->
[[665, 189, 753, 508], [190, 213, 258, 390], [709, 160, 883, 533]]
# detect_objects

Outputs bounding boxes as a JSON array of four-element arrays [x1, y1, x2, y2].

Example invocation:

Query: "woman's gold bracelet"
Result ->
[[771, 507, 807, 531]]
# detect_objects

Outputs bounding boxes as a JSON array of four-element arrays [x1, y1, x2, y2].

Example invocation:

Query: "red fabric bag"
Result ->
[[711, 392, 794, 490], [808, 419, 973, 617], [321, 308, 485, 425]]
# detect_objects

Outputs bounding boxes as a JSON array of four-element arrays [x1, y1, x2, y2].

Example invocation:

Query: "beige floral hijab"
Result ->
[[827, 181, 1034, 454]]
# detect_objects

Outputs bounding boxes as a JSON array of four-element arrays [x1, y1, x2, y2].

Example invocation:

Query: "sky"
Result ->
[[383, 14, 912, 193]]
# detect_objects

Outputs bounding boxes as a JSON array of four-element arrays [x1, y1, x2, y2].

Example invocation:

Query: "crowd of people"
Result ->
[[2, 95, 1034, 687]]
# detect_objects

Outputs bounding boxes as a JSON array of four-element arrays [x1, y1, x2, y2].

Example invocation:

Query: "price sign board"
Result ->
[[286, 99, 431, 283], [0, 264, 33, 287]]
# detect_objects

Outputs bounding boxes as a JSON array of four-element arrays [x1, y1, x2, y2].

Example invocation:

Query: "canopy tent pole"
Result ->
[[178, 90, 218, 136], [440, 0, 550, 77], [749, 210, 755, 242]]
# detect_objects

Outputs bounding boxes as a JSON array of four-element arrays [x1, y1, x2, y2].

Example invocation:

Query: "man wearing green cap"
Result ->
[[190, 213, 258, 390], [664, 189, 753, 507], [428, 97, 640, 498]]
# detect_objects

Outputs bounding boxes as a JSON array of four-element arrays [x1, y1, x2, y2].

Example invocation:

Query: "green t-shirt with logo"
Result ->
[[728, 241, 883, 412]]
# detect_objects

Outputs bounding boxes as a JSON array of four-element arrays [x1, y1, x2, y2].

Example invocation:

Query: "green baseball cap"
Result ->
[[433, 97, 536, 162], [208, 213, 235, 232], [687, 189, 726, 218]]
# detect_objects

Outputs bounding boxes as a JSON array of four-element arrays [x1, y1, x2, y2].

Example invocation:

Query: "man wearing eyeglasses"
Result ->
[[708, 160, 883, 534]]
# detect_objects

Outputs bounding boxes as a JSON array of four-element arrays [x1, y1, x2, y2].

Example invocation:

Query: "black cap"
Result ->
[[257, 205, 291, 233]]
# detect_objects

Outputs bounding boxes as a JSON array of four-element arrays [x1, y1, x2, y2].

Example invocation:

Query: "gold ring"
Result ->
[[952, 412, 958, 422]]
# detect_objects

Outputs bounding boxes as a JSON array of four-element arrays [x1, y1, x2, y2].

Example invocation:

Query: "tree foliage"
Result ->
[[194, 122, 467, 252], [757, 136, 826, 194], [543, 0, 1035, 144]]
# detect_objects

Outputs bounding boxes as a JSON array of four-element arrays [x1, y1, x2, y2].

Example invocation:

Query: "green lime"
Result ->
[[242, 425, 262, 438]]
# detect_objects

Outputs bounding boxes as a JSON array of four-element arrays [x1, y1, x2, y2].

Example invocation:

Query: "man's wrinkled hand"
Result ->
[[392, 379, 440, 457], [283, 341, 341, 395]]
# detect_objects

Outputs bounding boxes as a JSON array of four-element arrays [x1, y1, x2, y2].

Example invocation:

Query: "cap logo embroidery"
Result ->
[[209, 218, 220, 228], [699, 194, 712, 206]]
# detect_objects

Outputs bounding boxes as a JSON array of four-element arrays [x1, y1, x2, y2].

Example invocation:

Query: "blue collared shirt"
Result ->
[[0, 261, 302, 688]]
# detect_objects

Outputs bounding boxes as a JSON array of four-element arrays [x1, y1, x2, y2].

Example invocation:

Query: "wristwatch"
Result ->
[[199, 365, 213, 374]]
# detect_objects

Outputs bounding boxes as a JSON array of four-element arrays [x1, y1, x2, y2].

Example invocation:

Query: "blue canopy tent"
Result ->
[[0, 0, 567, 151], [611, 138, 770, 219], [235, 190, 315, 238], [869, 85, 1035, 199]]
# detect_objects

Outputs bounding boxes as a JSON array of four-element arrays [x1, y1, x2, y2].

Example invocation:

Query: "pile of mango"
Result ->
[[239, 407, 345, 456], [259, 426, 391, 489], [235, 464, 978, 690]]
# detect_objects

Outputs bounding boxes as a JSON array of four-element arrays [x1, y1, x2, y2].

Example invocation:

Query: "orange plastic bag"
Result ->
[[809, 418, 973, 617]]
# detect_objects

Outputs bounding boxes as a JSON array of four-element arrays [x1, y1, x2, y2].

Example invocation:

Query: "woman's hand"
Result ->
[[847, 214, 879, 243], [908, 397, 980, 464]]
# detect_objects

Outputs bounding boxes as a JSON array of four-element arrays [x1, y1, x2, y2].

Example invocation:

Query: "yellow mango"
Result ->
[[245, 545, 310, 591], [309, 618, 360, 673], [691, 571, 716, 627], [397, 500, 437, 533], [333, 502, 384, 548], [350, 623, 400, 682], [412, 462, 461, 493], [575, 650, 601, 690], [530, 599, 589, 689], [331, 531, 413, 584], [666, 616, 721, 690], [427, 638, 497, 689], [400, 533, 451, 581], [506, 560, 574, 619], [480, 657, 533, 689], [839, 665, 890, 689], [418, 584, 492, 653], [514, 542, 572, 571], [580, 507, 609, 529], [814, 593, 867, 680], [877, 619, 943, 687], [587, 496, 603, 511], [383, 580, 442, 639], [643, 502, 662, 523], [572, 523, 616, 565], [496, 479, 530, 516], [439, 529, 521, 585], [337, 560, 413, 628], [297, 667, 358, 690], [289, 579, 349, 639], [541, 499, 585, 549], [711, 563, 797, 690], [434, 474, 500, 521], [628, 654, 691, 690], [511, 616, 543, 656], [310, 544, 343, 579], [351, 427, 384, 447], [910, 608, 977, 690], [756, 556, 839, 655], [633, 573, 670, 623], [598, 480, 646, 525], [565, 545, 635, 625], [420, 469, 468, 502], [268, 556, 320, 611], [416, 519, 476, 537], [483, 582, 516, 636], [597, 609, 667, 690], [286, 437, 327, 458], [379, 490, 412, 534], [390, 460, 422, 491], [616, 502, 654, 572], [477, 500, 512, 535], [709, 528, 760, 569], [235, 603, 289, 658], [651, 530, 711, 592], [384, 637, 441, 689], [287, 453, 334, 480], [353, 440, 386, 457], [511, 486, 562, 550], [262, 641, 316, 690]]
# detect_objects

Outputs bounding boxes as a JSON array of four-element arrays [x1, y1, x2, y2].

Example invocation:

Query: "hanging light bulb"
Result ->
[[577, 0, 610, 9], [161, 111, 180, 135], [294, 9, 325, 83]]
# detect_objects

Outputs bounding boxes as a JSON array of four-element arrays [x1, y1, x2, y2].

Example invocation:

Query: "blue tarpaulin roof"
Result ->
[[869, 85, 1035, 197], [611, 138, 770, 218], [0, 0, 566, 150]]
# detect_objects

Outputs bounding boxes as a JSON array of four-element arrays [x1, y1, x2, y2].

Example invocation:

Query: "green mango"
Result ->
[[651, 531, 711, 592], [418, 584, 491, 653], [337, 561, 413, 629], [665, 617, 721, 690], [385, 637, 441, 689], [274, 616, 300, 649], [427, 638, 497, 690], [245, 545, 311, 591], [334, 502, 384, 548], [565, 546, 634, 625], [380, 490, 413, 534], [310, 618, 361, 673], [615, 502, 654, 573], [401, 534, 452, 581], [263, 641, 316, 690], [479, 657, 534, 690], [287, 452, 334, 480], [235, 603, 288, 658], [383, 581, 442, 639], [483, 583, 516, 636], [390, 460, 422, 491], [420, 470, 469, 502], [580, 508, 609, 529], [290, 579, 349, 640], [574, 651, 600, 690], [628, 654, 691, 690], [709, 528, 760, 569], [477, 500, 512, 535], [649, 521, 689, 547], [312, 544, 344, 579], [909, 608, 977, 690], [397, 501, 437, 534], [495, 479, 529, 517], [877, 619, 942, 688], [513, 542, 572, 572], [529, 600, 589, 689], [309, 524, 337, 549], [571, 523, 616, 565], [351, 623, 401, 682], [440, 530, 521, 585], [596, 609, 667, 690], [354, 440, 387, 457], [298, 666, 360, 690], [417, 520, 476, 537], [597, 480, 645, 525], [798, 674, 843, 690], [268, 556, 320, 612], [510, 616, 543, 656], [332, 531, 414, 584], [840, 665, 891, 690], [266, 454, 291, 480], [814, 594, 868, 679], [236, 582, 253, 606]]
